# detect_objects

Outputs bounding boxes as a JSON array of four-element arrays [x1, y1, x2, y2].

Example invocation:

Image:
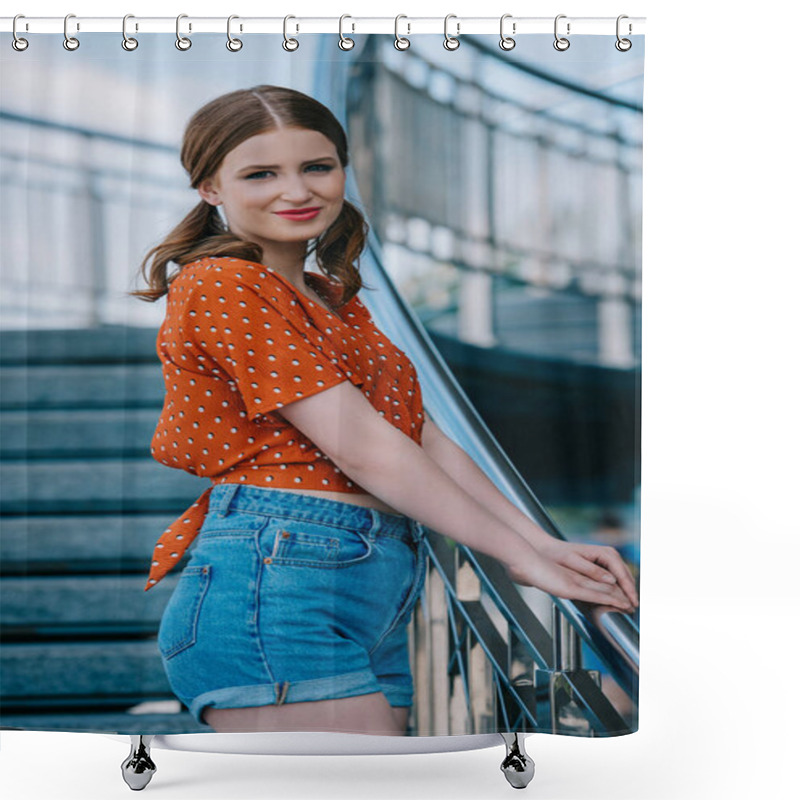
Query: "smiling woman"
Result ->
[[197, 129, 347, 265], [129, 84, 637, 740], [132, 85, 370, 309]]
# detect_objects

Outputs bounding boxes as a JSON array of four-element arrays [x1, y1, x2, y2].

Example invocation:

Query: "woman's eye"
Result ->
[[245, 164, 333, 180]]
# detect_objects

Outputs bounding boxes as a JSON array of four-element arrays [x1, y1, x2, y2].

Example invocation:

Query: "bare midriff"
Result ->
[[270, 487, 404, 518]]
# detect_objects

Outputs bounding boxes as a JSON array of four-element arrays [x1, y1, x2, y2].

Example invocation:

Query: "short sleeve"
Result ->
[[179, 273, 350, 423]]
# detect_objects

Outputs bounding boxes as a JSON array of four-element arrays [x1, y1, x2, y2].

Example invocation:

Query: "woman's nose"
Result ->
[[279, 174, 313, 201]]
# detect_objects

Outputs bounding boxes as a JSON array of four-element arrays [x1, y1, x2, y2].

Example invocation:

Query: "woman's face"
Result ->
[[198, 127, 346, 259]]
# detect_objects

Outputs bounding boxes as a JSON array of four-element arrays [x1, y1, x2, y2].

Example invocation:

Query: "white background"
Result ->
[[2, 1, 798, 798]]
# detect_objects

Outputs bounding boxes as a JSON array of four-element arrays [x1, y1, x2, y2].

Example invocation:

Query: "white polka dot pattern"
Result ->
[[145, 256, 425, 590]]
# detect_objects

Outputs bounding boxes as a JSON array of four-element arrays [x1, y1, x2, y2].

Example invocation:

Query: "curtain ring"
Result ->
[[283, 15, 299, 51], [615, 15, 632, 51], [394, 15, 410, 50], [63, 13, 80, 51], [227, 15, 243, 51], [12, 15, 29, 51], [175, 14, 192, 50], [499, 14, 516, 51], [443, 14, 460, 51], [339, 15, 355, 50], [553, 14, 570, 51], [122, 14, 139, 51]]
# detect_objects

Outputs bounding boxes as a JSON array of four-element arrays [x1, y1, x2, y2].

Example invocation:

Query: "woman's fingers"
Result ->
[[586, 546, 639, 606], [566, 551, 619, 585], [572, 575, 633, 611], [535, 539, 638, 608], [504, 549, 636, 613]]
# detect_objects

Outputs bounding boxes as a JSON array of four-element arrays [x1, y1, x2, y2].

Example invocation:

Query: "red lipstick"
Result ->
[[275, 207, 322, 221]]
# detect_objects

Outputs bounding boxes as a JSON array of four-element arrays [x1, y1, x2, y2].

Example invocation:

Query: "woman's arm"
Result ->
[[421, 414, 639, 607], [278, 381, 635, 611]]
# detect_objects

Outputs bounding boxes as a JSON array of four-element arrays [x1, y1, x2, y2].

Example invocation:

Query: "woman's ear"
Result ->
[[197, 178, 221, 206]]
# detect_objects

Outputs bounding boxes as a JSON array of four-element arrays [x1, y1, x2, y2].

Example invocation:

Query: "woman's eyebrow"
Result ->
[[238, 156, 337, 173]]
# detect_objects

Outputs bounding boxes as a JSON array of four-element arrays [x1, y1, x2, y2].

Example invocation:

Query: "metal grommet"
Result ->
[[63, 13, 80, 51], [553, 14, 570, 51], [226, 15, 243, 51], [122, 14, 138, 51], [12, 15, 29, 51], [175, 13, 192, 51], [394, 14, 410, 50], [615, 15, 632, 52], [283, 15, 299, 51], [339, 14, 355, 50], [499, 13, 516, 51], [443, 13, 460, 51]]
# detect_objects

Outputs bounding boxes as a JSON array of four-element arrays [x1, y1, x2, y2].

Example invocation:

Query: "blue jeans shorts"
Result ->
[[156, 485, 428, 727]]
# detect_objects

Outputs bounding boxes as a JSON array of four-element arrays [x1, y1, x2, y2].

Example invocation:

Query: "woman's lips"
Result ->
[[275, 208, 322, 221]]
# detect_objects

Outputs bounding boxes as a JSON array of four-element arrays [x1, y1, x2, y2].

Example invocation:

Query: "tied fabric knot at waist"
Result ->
[[144, 486, 214, 591]]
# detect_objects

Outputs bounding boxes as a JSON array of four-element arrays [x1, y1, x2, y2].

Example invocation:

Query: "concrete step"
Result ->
[[0, 408, 161, 458], [1, 574, 176, 628], [0, 459, 209, 515], [0, 364, 165, 410], [0, 709, 206, 733], [1, 639, 171, 699], [0, 326, 159, 365], [1, 513, 184, 569]]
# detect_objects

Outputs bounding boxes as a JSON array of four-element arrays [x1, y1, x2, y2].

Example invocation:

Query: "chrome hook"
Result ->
[[615, 15, 632, 51], [339, 15, 355, 50], [12, 14, 29, 51], [122, 14, 138, 51], [394, 14, 410, 50], [227, 15, 243, 51], [283, 15, 299, 51], [554, 14, 570, 51], [499, 14, 516, 51], [63, 13, 80, 51], [444, 13, 460, 51], [175, 14, 192, 50]]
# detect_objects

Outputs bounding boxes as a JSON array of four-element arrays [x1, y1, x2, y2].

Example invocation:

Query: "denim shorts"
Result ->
[[156, 485, 428, 727]]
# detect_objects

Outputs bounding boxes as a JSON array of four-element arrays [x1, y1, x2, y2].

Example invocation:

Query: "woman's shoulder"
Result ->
[[177, 255, 271, 282], [175, 256, 296, 297]]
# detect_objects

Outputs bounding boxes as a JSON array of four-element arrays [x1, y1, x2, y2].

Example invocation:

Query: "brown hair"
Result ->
[[131, 85, 369, 306]]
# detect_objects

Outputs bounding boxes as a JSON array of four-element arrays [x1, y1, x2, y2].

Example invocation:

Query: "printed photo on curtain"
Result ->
[[0, 26, 643, 745]]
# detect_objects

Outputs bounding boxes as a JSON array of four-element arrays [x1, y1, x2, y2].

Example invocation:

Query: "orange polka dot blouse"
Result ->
[[144, 256, 424, 590]]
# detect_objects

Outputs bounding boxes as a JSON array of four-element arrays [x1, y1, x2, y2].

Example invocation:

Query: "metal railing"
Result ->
[[316, 34, 640, 735]]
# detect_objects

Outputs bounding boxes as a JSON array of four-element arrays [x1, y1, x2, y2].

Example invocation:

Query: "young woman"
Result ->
[[134, 85, 638, 737]]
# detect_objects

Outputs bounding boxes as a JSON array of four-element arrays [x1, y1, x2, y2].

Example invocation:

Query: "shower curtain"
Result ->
[[0, 27, 643, 739]]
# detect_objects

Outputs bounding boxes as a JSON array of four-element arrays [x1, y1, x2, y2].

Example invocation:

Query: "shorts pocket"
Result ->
[[269, 523, 373, 568], [157, 564, 212, 660]]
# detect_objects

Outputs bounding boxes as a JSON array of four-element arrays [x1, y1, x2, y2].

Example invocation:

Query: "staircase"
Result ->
[[0, 326, 211, 733]]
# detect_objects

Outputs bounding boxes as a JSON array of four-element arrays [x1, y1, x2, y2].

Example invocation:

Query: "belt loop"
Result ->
[[411, 520, 424, 543], [366, 508, 379, 542], [217, 484, 240, 517]]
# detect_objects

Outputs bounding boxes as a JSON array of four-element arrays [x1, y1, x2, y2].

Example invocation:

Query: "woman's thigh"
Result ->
[[203, 691, 408, 735]]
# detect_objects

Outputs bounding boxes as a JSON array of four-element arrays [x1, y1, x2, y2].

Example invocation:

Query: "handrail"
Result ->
[[314, 35, 639, 697]]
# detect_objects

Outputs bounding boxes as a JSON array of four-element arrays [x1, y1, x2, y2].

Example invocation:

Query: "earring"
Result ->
[[216, 204, 230, 231]]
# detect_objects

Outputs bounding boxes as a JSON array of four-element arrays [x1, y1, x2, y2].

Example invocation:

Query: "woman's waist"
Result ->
[[210, 466, 401, 517], [260, 487, 402, 517], [206, 484, 416, 539]]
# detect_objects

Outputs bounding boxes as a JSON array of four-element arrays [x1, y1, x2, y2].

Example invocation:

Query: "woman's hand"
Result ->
[[533, 537, 639, 609], [503, 541, 637, 613]]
